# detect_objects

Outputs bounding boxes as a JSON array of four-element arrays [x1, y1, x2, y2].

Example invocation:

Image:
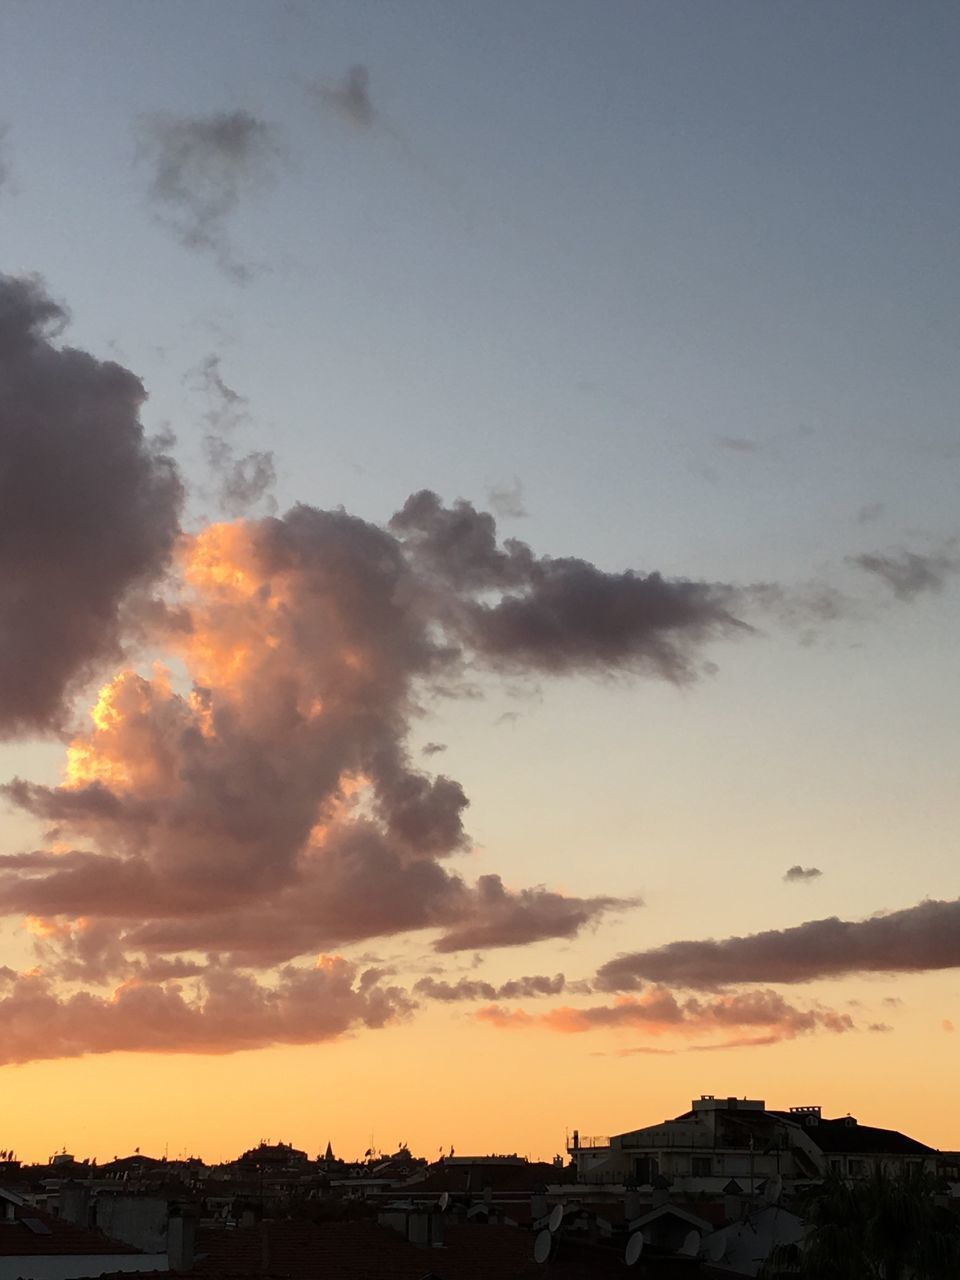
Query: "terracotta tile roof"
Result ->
[[0, 1205, 141, 1257], [406, 1161, 570, 1193], [192, 1217, 699, 1279]]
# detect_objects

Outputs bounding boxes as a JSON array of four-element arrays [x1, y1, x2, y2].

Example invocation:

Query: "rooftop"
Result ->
[[0, 1201, 141, 1258]]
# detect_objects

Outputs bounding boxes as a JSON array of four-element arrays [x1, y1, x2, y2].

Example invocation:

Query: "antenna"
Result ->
[[548, 1204, 564, 1233], [625, 1232, 645, 1266], [764, 1174, 783, 1205], [679, 1229, 701, 1257], [534, 1228, 553, 1264], [438, 1191, 450, 1212]]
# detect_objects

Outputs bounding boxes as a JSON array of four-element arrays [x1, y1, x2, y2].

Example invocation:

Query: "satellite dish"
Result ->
[[705, 1233, 727, 1263], [548, 1204, 564, 1233], [534, 1228, 553, 1264], [680, 1229, 701, 1257], [625, 1232, 645, 1266], [438, 1191, 450, 1212], [764, 1175, 783, 1205]]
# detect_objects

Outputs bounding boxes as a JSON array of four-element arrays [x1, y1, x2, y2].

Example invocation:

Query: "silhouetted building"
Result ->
[[570, 1094, 937, 1189]]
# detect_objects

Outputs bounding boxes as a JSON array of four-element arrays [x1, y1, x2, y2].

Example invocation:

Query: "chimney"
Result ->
[[405, 1211, 444, 1248], [57, 1185, 91, 1227], [167, 1206, 196, 1272], [624, 1190, 644, 1222]]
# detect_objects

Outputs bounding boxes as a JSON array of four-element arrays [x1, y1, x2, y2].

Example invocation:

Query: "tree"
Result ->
[[764, 1167, 960, 1280]]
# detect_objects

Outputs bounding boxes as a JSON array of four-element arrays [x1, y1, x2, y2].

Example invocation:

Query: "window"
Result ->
[[830, 1159, 842, 1174], [848, 1158, 865, 1176], [633, 1156, 659, 1184], [692, 1157, 711, 1177]]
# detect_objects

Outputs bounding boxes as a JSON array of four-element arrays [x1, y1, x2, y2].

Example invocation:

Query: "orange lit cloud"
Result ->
[[478, 986, 854, 1047], [0, 959, 411, 1064], [1, 274, 787, 1065]]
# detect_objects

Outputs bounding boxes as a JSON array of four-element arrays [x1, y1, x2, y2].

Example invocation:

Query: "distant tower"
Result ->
[[324, 1141, 334, 1163]]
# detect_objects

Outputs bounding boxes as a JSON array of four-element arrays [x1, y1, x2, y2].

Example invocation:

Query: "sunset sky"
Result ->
[[1, 0, 959, 1165]]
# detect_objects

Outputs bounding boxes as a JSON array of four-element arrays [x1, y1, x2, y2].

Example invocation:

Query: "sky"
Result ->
[[0, 0, 959, 1164]]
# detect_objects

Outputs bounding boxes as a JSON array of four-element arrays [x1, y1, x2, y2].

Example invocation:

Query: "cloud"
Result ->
[[0, 274, 182, 738], [595, 897, 960, 991], [784, 864, 822, 882], [0, 960, 412, 1064], [313, 65, 376, 129], [137, 110, 283, 281], [189, 353, 249, 433], [857, 502, 885, 526], [0, 124, 9, 194], [414, 973, 566, 1002], [0, 453, 746, 1059], [475, 1005, 535, 1030], [715, 436, 763, 454], [421, 742, 447, 756], [486, 479, 527, 519], [850, 546, 959, 601], [189, 354, 276, 517], [392, 491, 747, 681], [479, 987, 853, 1045], [1, 500, 651, 995], [433, 876, 631, 954], [203, 436, 277, 518]]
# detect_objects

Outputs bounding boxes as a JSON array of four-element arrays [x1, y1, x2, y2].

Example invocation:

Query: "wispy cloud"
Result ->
[[313, 65, 376, 130], [850, 545, 959, 601], [715, 435, 764, 454], [0, 124, 10, 195], [188, 354, 276, 516], [486, 478, 527, 519], [137, 109, 283, 281]]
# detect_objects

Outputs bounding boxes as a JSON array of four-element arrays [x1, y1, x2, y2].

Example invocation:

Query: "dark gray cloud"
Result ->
[[595, 897, 960, 992], [392, 491, 747, 682], [784, 864, 822, 883], [0, 274, 182, 737], [313, 65, 376, 129], [137, 110, 283, 281], [414, 973, 566, 1002], [421, 741, 447, 756], [433, 875, 631, 953], [851, 546, 959, 601]]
